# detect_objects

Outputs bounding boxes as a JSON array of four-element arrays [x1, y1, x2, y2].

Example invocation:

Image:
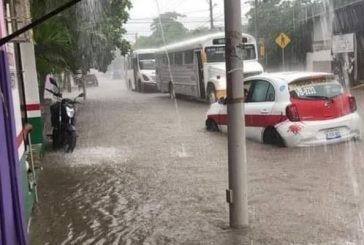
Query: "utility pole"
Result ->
[[224, 0, 248, 228], [254, 0, 258, 39], [209, 0, 214, 30]]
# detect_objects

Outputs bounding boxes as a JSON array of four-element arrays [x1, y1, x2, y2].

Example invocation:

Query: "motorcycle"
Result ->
[[46, 78, 84, 152]]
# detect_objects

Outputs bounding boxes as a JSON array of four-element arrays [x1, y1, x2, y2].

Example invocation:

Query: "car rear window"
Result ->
[[288, 77, 343, 100]]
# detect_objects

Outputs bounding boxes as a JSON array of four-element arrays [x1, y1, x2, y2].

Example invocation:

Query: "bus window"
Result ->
[[138, 53, 154, 60], [168, 53, 174, 65], [175, 52, 183, 65], [205, 46, 225, 63], [242, 44, 256, 60], [139, 60, 155, 70], [161, 54, 167, 65], [205, 44, 256, 63], [184, 50, 194, 64]]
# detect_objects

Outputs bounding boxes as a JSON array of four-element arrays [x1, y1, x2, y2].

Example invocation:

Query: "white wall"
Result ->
[[7, 43, 25, 159]]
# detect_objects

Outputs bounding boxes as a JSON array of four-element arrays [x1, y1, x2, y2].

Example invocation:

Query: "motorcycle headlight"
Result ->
[[66, 107, 75, 118]]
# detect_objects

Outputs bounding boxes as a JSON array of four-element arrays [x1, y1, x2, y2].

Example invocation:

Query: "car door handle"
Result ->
[[260, 109, 269, 114]]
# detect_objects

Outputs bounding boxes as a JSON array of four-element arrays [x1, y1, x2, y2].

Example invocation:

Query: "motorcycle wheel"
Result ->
[[64, 131, 77, 153], [52, 129, 61, 150]]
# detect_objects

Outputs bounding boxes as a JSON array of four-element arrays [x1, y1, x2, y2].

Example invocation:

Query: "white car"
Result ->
[[205, 72, 361, 147]]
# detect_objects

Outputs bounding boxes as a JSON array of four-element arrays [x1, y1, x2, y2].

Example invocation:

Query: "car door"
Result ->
[[244, 79, 276, 142]]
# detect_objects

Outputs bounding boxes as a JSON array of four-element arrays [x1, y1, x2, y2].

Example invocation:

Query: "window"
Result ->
[[266, 83, 275, 101], [184, 50, 194, 64], [138, 53, 154, 60], [139, 60, 155, 70], [246, 80, 275, 102], [162, 54, 168, 65], [242, 44, 256, 60], [174, 52, 183, 65], [168, 53, 174, 65], [205, 46, 225, 63], [205, 44, 256, 63], [288, 77, 343, 100]]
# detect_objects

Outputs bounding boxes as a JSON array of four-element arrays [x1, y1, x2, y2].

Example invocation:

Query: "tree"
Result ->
[[246, 0, 315, 69], [134, 12, 189, 49], [30, 0, 132, 90], [134, 12, 215, 49]]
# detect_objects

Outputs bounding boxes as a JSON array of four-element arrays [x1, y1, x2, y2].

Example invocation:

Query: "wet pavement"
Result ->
[[30, 74, 364, 245]]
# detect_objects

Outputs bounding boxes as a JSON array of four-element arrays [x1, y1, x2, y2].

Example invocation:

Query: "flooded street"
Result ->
[[30, 75, 364, 245]]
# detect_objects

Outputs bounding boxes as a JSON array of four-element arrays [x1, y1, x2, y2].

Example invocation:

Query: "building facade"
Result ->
[[1, 0, 43, 243], [303, 0, 364, 87], [0, 0, 27, 243]]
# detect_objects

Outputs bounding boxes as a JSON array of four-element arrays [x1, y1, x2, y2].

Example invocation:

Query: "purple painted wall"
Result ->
[[0, 0, 27, 244]]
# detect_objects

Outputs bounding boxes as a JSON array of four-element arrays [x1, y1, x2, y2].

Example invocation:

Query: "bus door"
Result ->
[[194, 50, 205, 99], [132, 56, 138, 84]]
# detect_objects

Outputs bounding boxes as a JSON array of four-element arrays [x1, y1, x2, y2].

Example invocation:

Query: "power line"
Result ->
[[131, 16, 213, 21], [127, 19, 224, 24]]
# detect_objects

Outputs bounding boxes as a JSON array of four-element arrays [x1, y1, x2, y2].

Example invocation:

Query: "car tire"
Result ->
[[207, 84, 217, 104], [263, 127, 285, 147], [52, 129, 61, 150], [169, 82, 176, 99], [206, 118, 219, 132]]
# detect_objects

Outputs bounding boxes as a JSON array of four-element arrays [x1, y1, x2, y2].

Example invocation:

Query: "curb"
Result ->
[[351, 83, 364, 90]]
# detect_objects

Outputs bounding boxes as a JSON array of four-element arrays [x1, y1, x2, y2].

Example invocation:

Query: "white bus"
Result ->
[[124, 48, 157, 92], [155, 32, 263, 103]]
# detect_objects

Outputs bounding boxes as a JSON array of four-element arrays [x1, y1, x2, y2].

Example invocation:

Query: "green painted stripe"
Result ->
[[20, 153, 35, 224], [28, 117, 43, 144]]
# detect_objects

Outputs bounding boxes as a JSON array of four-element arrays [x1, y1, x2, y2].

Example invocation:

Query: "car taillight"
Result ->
[[286, 104, 300, 122], [142, 74, 149, 81], [349, 96, 357, 112]]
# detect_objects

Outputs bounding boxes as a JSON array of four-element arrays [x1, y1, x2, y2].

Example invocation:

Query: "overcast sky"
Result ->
[[125, 0, 252, 43]]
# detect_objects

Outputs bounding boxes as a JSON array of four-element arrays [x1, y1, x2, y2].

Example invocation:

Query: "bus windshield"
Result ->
[[138, 53, 155, 60], [205, 44, 257, 63], [139, 59, 155, 70]]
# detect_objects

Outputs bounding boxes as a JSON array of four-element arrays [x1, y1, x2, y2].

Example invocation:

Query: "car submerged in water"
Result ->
[[205, 72, 362, 147]]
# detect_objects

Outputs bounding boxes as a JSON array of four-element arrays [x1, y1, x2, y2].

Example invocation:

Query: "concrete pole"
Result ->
[[209, 0, 214, 30], [224, 0, 248, 228], [254, 0, 258, 39]]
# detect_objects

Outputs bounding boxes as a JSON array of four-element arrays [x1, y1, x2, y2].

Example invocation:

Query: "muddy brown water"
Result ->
[[30, 75, 364, 245]]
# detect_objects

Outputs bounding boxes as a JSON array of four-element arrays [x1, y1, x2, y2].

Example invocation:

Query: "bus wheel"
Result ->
[[169, 82, 175, 99], [207, 84, 217, 104]]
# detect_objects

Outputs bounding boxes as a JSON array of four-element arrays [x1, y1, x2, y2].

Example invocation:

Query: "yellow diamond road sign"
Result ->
[[276, 33, 291, 49]]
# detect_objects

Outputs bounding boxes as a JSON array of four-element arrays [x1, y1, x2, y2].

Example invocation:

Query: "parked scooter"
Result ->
[[46, 78, 84, 152]]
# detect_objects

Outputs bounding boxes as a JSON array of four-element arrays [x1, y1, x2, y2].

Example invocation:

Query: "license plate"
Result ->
[[326, 129, 341, 140]]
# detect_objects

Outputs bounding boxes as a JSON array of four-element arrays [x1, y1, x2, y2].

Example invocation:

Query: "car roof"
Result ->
[[254, 71, 334, 84]]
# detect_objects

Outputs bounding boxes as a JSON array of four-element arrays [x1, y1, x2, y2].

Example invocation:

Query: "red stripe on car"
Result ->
[[208, 114, 287, 127]]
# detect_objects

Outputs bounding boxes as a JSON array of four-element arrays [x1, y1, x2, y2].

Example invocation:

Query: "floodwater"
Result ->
[[30, 74, 364, 245]]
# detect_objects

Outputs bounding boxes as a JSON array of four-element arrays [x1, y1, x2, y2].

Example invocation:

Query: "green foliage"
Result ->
[[30, 0, 132, 78], [134, 12, 216, 49], [134, 12, 189, 48], [246, 0, 316, 67]]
